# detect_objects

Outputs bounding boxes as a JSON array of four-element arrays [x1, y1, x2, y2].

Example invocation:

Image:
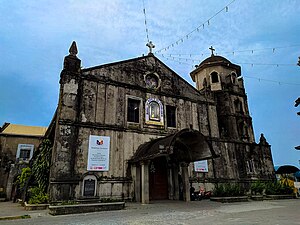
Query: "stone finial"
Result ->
[[63, 41, 81, 72], [69, 41, 78, 56], [259, 133, 268, 145]]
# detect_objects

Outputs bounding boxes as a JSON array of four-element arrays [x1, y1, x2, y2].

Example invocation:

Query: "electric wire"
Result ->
[[157, 53, 298, 67], [155, 0, 236, 54], [142, 0, 150, 43], [167, 44, 300, 57], [156, 54, 300, 86]]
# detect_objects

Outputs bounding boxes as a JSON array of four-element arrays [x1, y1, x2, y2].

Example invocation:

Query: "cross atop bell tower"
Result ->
[[209, 46, 215, 56]]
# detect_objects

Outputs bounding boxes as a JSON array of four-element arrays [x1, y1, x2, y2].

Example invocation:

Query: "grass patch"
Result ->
[[0, 215, 31, 220]]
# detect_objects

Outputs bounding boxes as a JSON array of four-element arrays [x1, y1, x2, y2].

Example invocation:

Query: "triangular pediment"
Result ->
[[82, 54, 207, 102]]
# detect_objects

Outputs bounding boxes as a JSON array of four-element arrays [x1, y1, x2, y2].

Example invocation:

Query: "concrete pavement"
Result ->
[[0, 199, 299, 224], [0, 201, 49, 220]]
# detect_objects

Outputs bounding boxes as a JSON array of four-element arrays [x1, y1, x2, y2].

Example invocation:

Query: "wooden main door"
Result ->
[[149, 157, 168, 200]]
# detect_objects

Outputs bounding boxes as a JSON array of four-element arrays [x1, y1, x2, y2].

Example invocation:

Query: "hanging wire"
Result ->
[[156, 54, 300, 86], [215, 44, 300, 55], [234, 62, 296, 67], [155, 0, 236, 54], [158, 53, 298, 67], [243, 76, 300, 86], [142, 0, 150, 43], [167, 44, 300, 57]]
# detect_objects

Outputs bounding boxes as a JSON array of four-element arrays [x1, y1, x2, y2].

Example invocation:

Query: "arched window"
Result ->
[[149, 101, 160, 121], [211, 72, 219, 83], [145, 98, 164, 126]]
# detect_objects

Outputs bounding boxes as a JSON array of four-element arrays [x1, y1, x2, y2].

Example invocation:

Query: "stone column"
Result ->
[[172, 164, 179, 200], [167, 165, 173, 200], [131, 164, 141, 202], [181, 162, 190, 202], [141, 161, 149, 204]]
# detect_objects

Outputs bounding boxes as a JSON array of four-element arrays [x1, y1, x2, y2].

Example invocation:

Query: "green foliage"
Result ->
[[16, 167, 32, 189], [213, 183, 245, 197], [28, 186, 49, 204], [60, 200, 77, 205], [32, 139, 52, 192], [265, 181, 293, 195], [251, 181, 265, 195], [101, 198, 121, 203], [20, 215, 31, 219]]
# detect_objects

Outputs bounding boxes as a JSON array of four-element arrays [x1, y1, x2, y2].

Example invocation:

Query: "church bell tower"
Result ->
[[190, 47, 255, 142]]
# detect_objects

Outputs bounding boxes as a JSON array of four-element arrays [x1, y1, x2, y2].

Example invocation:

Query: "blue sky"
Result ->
[[0, 0, 299, 167]]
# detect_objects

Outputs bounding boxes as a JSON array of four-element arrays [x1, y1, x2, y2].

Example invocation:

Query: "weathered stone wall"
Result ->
[[50, 52, 275, 201], [190, 140, 275, 192], [49, 52, 82, 201], [71, 79, 213, 199], [50, 55, 218, 201]]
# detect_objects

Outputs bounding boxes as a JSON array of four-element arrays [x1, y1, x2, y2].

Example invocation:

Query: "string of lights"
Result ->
[[142, 0, 150, 43], [233, 62, 296, 67], [216, 44, 300, 55], [154, 0, 236, 54], [157, 54, 300, 86], [243, 76, 300, 86], [157, 53, 298, 67], [165, 44, 300, 57]]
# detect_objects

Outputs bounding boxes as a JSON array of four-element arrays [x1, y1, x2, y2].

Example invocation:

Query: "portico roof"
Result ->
[[131, 129, 216, 163]]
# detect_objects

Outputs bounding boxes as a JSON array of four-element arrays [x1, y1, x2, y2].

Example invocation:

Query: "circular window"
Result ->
[[145, 74, 159, 89]]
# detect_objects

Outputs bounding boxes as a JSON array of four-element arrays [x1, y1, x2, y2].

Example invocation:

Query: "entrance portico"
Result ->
[[131, 129, 215, 203]]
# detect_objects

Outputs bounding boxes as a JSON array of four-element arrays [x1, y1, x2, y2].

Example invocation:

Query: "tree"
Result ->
[[31, 139, 52, 192]]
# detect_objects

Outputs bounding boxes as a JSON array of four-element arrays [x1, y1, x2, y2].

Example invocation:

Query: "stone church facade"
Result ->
[[48, 42, 275, 203]]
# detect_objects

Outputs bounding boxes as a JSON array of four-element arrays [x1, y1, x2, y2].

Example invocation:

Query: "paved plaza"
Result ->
[[0, 199, 299, 225]]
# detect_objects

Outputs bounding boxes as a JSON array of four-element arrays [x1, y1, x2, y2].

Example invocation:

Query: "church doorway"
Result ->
[[149, 157, 168, 200], [131, 129, 215, 203]]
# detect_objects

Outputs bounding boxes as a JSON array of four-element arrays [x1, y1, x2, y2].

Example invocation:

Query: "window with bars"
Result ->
[[127, 98, 140, 123], [19, 149, 31, 160], [166, 105, 176, 128]]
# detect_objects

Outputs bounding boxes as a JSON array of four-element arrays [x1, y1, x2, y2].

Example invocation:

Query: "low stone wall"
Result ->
[[49, 202, 125, 216], [250, 195, 264, 201], [24, 202, 49, 211], [210, 196, 249, 203], [265, 195, 295, 200]]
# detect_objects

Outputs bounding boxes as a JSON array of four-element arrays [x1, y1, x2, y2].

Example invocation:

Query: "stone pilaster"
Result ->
[[49, 41, 81, 202], [141, 161, 149, 204], [172, 164, 179, 200], [181, 162, 190, 202], [131, 164, 141, 202]]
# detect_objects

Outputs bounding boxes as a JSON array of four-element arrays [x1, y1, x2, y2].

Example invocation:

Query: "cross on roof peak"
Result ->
[[146, 41, 155, 54], [209, 46, 215, 56]]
